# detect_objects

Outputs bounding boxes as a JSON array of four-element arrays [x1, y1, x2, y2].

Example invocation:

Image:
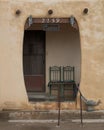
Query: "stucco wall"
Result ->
[[0, 0, 104, 110]]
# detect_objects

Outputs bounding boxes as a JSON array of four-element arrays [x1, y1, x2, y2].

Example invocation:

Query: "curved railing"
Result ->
[[76, 85, 101, 125]]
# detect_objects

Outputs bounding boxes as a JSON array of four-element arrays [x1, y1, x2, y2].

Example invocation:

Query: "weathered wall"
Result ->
[[0, 0, 104, 110]]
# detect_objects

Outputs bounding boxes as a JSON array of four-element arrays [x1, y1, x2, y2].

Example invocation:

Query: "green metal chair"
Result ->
[[62, 66, 76, 100], [48, 66, 61, 95]]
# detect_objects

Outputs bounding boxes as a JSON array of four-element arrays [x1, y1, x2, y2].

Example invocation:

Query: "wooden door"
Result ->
[[23, 30, 45, 92]]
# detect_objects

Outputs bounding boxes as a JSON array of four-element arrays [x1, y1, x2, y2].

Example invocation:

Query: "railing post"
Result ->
[[57, 85, 61, 126], [80, 93, 83, 125]]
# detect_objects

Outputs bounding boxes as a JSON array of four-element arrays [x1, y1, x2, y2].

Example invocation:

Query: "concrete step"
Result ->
[[0, 110, 104, 121]]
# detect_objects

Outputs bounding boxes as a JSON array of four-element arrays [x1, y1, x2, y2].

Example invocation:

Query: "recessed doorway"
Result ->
[[23, 17, 81, 102]]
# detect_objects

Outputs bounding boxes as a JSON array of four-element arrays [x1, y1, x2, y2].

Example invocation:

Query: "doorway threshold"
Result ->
[[28, 92, 57, 102], [27, 92, 75, 102]]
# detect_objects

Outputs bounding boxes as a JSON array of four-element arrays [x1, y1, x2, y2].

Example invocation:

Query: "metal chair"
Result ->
[[62, 66, 76, 100], [48, 66, 61, 95]]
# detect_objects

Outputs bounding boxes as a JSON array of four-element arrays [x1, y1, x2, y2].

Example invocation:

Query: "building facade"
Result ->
[[0, 0, 104, 110]]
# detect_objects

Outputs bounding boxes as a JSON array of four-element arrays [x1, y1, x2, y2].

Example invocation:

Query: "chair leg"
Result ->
[[49, 86, 52, 96], [61, 85, 64, 99], [73, 84, 77, 99]]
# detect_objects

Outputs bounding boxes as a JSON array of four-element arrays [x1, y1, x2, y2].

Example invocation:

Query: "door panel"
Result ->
[[23, 30, 45, 92], [24, 76, 44, 91]]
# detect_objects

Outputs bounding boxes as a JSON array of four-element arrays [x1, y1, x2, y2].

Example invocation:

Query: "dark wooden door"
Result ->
[[23, 30, 45, 92]]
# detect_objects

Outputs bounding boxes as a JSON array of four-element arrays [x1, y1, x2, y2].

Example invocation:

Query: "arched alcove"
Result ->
[[23, 17, 81, 101]]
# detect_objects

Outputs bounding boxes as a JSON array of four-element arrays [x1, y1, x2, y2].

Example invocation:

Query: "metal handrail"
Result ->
[[57, 84, 83, 126], [75, 85, 83, 125], [76, 84, 101, 125], [57, 84, 100, 126], [79, 91, 83, 125], [57, 84, 84, 126]]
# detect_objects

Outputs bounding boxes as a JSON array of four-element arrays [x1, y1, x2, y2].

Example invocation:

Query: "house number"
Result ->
[[42, 18, 60, 23]]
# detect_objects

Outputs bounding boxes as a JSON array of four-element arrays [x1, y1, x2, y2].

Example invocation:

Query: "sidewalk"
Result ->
[[0, 110, 104, 130], [0, 120, 104, 130]]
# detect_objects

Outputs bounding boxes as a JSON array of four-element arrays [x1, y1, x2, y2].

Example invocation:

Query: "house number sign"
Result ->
[[42, 18, 60, 23], [32, 18, 69, 23]]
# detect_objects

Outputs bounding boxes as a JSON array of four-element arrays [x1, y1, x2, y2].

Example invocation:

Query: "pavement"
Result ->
[[0, 120, 104, 130], [0, 110, 104, 130]]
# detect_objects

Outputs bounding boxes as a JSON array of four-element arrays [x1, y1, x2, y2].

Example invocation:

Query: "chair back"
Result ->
[[49, 66, 61, 82], [63, 66, 75, 82]]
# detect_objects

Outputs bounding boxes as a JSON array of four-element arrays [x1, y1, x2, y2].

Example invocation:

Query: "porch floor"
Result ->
[[28, 92, 75, 102]]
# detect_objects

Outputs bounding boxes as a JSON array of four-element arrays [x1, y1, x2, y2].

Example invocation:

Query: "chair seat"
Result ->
[[48, 80, 75, 86]]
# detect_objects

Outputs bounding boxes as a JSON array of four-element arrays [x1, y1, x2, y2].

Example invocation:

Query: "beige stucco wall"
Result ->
[[0, 0, 104, 110]]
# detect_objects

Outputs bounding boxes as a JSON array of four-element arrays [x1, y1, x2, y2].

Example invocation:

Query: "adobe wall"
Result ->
[[0, 0, 104, 110]]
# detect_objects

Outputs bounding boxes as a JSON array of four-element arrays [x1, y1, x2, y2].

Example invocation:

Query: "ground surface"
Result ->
[[0, 121, 104, 130]]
